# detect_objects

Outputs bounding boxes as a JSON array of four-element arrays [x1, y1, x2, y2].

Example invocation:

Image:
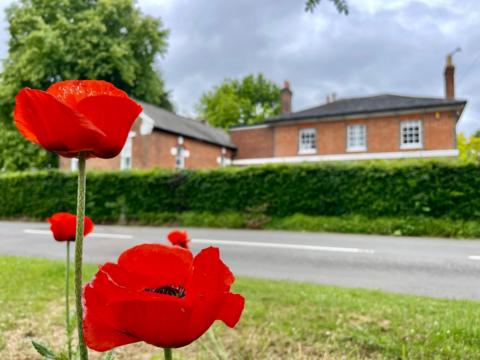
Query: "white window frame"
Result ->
[[120, 132, 135, 170], [70, 158, 78, 171], [298, 128, 317, 155], [176, 137, 186, 169], [400, 120, 423, 150], [346, 124, 367, 152], [218, 147, 227, 167], [175, 147, 186, 169]]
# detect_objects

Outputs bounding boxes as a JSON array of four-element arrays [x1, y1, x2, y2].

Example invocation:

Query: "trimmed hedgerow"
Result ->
[[0, 161, 479, 223]]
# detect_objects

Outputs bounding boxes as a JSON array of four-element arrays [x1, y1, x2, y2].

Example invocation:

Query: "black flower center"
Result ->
[[145, 285, 186, 298]]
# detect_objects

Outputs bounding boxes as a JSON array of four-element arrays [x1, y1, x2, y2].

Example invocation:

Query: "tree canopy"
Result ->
[[0, 126, 56, 171], [458, 133, 480, 163], [197, 74, 281, 129], [0, 0, 172, 122], [0, 0, 172, 170], [305, 0, 349, 14]]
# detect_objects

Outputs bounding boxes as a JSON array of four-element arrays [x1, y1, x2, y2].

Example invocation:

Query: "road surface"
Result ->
[[1, 220, 480, 300]]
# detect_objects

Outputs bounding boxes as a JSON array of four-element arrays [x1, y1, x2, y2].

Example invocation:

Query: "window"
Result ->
[[174, 136, 186, 169], [175, 146, 185, 169], [70, 158, 78, 171], [120, 133, 134, 170], [298, 128, 317, 154], [347, 124, 367, 152], [400, 120, 423, 149], [218, 147, 227, 167]]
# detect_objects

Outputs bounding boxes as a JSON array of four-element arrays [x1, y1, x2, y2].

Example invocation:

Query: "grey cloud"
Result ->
[[150, 0, 480, 132]]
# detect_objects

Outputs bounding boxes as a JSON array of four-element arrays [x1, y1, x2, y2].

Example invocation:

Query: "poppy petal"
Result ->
[[217, 293, 245, 327], [84, 216, 95, 236], [118, 244, 193, 288], [185, 293, 244, 341], [95, 263, 179, 300], [83, 281, 139, 352], [88, 264, 144, 306], [14, 89, 105, 156], [110, 299, 191, 348], [76, 95, 142, 158], [185, 294, 225, 342], [47, 80, 129, 109], [188, 247, 235, 296], [83, 315, 138, 352]]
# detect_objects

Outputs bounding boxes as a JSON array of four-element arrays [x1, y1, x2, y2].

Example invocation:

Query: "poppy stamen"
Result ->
[[145, 285, 186, 298]]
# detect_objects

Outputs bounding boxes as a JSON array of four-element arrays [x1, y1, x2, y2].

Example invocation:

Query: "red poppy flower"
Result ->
[[83, 244, 244, 351], [48, 212, 94, 242], [167, 230, 190, 249], [14, 80, 142, 159]]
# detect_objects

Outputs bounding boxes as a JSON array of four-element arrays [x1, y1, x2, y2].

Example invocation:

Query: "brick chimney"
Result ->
[[280, 81, 292, 114], [444, 54, 455, 99]]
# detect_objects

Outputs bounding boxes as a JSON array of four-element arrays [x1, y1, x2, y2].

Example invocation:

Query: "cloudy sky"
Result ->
[[0, 0, 478, 133]]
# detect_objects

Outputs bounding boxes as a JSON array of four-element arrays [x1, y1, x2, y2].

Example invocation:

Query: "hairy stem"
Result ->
[[66, 241, 72, 360], [74, 154, 88, 360], [164, 348, 173, 360]]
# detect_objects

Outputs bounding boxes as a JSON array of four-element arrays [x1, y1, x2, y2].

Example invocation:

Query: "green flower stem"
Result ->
[[74, 154, 88, 360], [164, 348, 173, 360], [66, 241, 72, 360]]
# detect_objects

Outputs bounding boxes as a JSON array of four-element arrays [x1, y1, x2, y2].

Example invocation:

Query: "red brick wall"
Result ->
[[230, 126, 274, 158], [184, 137, 234, 169], [231, 110, 457, 159], [423, 111, 457, 150]]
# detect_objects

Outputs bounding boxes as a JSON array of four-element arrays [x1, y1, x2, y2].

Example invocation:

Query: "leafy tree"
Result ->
[[457, 133, 480, 162], [197, 74, 281, 129], [305, 0, 349, 14], [0, 125, 57, 171], [0, 0, 172, 170]]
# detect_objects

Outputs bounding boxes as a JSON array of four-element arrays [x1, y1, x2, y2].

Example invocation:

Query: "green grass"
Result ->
[[2, 255, 480, 359], [268, 213, 480, 238], [127, 211, 480, 239]]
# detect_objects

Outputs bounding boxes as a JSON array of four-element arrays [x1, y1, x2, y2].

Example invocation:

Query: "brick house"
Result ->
[[59, 101, 236, 171], [230, 56, 467, 165]]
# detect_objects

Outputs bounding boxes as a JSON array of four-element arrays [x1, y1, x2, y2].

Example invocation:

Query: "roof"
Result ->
[[139, 101, 236, 149], [259, 94, 467, 125]]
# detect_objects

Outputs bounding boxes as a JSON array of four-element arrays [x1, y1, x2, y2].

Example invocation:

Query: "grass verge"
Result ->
[[1, 255, 480, 359], [128, 211, 480, 239]]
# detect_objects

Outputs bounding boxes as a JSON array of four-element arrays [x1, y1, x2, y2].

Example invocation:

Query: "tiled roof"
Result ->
[[264, 94, 466, 124], [139, 101, 236, 149]]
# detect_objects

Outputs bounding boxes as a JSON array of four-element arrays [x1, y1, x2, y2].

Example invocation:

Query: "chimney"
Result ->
[[444, 48, 460, 99], [444, 55, 455, 99], [280, 80, 292, 114]]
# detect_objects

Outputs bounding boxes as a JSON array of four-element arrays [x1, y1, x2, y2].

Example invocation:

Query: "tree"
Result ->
[[305, 0, 349, 14], [0, 0, 172, 170], [0, 124, 57, 171], [457, 133, 480, 162], [1, 0, 172, 115], [197, 74, 281, 129]]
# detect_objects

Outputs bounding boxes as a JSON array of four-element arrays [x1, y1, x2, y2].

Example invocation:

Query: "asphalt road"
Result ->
[[1, 220, 480, 300]]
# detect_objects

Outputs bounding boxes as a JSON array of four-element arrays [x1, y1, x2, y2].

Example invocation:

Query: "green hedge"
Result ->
[[0, 161, 480, 222]]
